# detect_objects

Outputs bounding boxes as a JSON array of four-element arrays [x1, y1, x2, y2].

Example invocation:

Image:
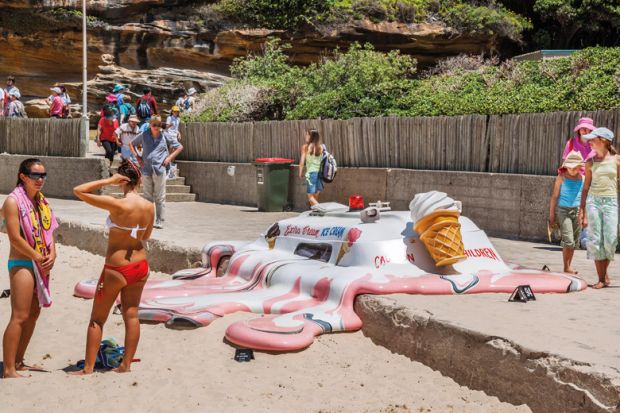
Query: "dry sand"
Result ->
[[0, 235, 529, 413]]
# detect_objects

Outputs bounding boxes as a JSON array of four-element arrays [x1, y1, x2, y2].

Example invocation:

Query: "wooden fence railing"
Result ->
[[178, 109, 620, 175], [0, 118, 84, 157]]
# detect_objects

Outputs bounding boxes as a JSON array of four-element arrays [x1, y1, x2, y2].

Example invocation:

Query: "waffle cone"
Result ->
[[267, 238, 276, 250], [336, 243, 350, 265], [418, 219, 466, 267], [414, 209, 460, 235]]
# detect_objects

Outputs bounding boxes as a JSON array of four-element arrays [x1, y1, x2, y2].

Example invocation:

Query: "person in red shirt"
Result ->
[[97, 115, 120, 165], [135, 88, 158, 124], [49, 87, 64, 118]]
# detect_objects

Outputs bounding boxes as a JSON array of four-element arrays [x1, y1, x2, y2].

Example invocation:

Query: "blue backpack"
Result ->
[[320, 144, 337, 183]]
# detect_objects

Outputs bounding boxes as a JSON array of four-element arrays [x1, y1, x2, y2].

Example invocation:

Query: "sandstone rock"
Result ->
[[0, 0, 195, 18], [60, 56, 228, 121], [24, 98, 82, 119], [80, 54, 228, 98], [23, 98, 50, 119], [21, 53, 228, 119], [0, 1, 499, 102]]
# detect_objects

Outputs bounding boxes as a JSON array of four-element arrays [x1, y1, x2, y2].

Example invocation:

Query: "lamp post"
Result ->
[[81, 0, 89, 156]]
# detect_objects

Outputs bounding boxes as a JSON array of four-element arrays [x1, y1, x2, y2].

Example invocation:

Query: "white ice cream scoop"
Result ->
[[409, 191, 462, 224]]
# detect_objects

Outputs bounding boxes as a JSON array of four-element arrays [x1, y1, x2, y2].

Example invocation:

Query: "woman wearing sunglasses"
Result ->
[[2, 158, 58, 378], [71, 160, 154, 375]]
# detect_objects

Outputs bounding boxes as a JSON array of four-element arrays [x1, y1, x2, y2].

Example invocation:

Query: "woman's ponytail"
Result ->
[[606, 141, 618, 155]]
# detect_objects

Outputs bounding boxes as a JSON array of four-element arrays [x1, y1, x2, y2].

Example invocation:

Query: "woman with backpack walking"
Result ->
[[136, 88, 157, 125], [119, 95, 136, 124], [299, 129, 324, 206]]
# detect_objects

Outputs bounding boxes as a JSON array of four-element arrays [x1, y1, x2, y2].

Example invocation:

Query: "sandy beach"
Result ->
[[0, 235, 528, 413]]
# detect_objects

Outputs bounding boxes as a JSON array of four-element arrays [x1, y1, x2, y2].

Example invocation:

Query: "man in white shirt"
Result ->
[[115, 115, 140, 164]]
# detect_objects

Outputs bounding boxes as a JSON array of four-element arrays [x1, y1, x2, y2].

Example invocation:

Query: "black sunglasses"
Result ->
[[151, 124, 162, 128], [26, 172, 47, 181]]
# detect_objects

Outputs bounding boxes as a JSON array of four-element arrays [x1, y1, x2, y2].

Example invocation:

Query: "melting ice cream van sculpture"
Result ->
[[74, 192, 587, 352]]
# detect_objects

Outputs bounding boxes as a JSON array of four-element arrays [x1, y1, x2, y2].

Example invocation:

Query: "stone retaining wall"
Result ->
[[355, 295, 618, 413], [0, 155, 107, 199], [178, 161, 554, 241]]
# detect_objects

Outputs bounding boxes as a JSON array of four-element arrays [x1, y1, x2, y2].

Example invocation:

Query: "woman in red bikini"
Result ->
[[72, 160, 154, 374]]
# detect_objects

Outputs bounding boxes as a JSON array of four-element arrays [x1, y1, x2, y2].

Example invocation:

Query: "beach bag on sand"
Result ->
[[319, 144, 337, 183], [76, 338, 125, 369]]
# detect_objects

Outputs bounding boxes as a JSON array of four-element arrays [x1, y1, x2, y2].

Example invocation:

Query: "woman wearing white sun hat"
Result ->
[[579, 127, 619, 289]]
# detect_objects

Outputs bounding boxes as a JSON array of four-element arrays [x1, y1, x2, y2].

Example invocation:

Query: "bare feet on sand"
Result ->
[[68, 369, 93, 376], [2, 371, 30, 379], [592, 281, 607, 289], [563, 268, 578, 275], [112, 365, 131, 373], [16, 362, 48, 372]]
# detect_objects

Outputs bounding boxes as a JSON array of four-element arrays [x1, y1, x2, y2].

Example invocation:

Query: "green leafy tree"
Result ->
[[532, 0, 620, 47]]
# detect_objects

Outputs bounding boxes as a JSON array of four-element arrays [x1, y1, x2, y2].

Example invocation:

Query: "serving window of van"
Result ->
[[294, 243, 332, 262]]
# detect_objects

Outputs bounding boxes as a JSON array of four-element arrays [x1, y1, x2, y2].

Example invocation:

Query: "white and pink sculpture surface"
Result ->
[[74, 192, 587, 351]]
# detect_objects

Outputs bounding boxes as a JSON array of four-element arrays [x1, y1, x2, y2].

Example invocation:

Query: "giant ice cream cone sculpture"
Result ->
[[336, 228, 363, 265], [410, 191, 466, 267]]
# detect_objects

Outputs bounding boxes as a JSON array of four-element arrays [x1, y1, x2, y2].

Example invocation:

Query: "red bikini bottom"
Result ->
[[96, 259, 149, 298]]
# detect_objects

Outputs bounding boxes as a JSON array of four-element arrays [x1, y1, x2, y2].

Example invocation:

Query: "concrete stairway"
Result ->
[[104, 160, 196, 202]]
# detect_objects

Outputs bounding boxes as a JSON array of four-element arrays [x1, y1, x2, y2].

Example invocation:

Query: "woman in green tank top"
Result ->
[[298, 129, 324, 206], [579, 127, 620, 289]]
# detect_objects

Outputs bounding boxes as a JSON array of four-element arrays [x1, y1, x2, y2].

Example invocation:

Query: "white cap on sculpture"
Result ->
[[409, 191, 462, 224]]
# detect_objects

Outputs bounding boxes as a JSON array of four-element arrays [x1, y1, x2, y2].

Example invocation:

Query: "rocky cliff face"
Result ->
[[0, 0, 191, 18], [0, 0, 499, 114], [24, 54, 229, 119]]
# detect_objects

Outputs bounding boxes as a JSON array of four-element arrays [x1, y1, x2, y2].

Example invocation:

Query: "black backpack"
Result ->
[[136, 97, 152, 119]]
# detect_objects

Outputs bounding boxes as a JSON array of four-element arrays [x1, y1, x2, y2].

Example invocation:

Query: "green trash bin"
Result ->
[[254, 157, 294, 212]]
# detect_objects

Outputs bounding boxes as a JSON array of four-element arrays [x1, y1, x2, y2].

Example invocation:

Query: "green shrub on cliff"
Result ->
[[285, 43, 416, 119], [194, 44, 620, 122], [392, 47, 620, 116], [332, 0, 530, 40], [212, 0, 530, 40], [195, 41, 416, 121], [214, 0, 333, 30]]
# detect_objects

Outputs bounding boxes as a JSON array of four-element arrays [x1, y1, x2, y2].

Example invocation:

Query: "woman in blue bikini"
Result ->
[[2, 158, 58, 378]]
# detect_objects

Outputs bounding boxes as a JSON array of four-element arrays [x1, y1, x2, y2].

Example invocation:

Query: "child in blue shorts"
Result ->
[[549, 151, 584, 274]]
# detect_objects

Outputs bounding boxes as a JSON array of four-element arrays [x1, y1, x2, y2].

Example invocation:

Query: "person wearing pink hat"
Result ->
[[561, 117, 596, 173], [100, 93, 120, 121]]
